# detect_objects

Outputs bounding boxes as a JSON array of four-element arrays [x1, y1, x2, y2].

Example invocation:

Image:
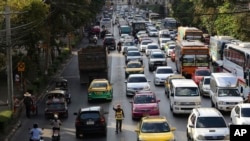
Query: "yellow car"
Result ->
[[164, 74, 185, 98], [87, 79, 113, 102], [135, 116, 176, 141], [124, 61, 144, 78]]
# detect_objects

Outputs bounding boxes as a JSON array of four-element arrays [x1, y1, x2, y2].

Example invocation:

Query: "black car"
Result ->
[[103, 37, 116, 50], [74, 106, 108, 138]]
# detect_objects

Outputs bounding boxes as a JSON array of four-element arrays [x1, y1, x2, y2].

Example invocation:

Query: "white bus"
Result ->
[[223, 42, 250, 98], [149, 13, 160, 25], [164, 17, 177, 31]]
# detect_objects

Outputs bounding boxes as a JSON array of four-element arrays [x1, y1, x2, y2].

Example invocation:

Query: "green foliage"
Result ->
[[172, 0, 194, 26], [0, 110, 13, 132]]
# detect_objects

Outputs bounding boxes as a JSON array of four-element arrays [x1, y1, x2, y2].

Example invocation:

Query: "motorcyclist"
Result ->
[[117, 41, 122, 52], [51, 114, 62, 131], [29, 123, 43, 141], [93, 34, 98, 43]]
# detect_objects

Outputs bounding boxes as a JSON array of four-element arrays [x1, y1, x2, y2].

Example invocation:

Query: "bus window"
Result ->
[[196, 55, 209, 67], [183, 55, 195, 66]]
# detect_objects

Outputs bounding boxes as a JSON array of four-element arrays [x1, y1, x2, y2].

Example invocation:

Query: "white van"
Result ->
[[169, 79, 201, 115], [210, 73, 243, 112]]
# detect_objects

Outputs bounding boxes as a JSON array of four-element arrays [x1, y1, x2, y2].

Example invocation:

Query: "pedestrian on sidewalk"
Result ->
[[23, 92, 33, 118], [15, 73, 20, 91], [113, 104, 125, 133]]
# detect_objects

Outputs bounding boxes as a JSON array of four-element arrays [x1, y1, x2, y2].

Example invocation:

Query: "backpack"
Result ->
[[23, 97, 33, 106]]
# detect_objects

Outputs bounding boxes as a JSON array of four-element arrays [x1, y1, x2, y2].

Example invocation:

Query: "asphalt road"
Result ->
[[10, 24, 231, 141]]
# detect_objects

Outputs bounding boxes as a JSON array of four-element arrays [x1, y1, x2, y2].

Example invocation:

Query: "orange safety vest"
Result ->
[[115, 110, 123, 120]]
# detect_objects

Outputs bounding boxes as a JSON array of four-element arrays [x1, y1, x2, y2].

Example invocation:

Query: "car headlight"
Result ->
[[197, 135, 205, 140], [195, 102, 201, 105], [224, 134, 230, 140], [144, 85, 150, 91], [174, 102, 181, 105], [155, 77, 160, 81], [218, 101, 225, 105]]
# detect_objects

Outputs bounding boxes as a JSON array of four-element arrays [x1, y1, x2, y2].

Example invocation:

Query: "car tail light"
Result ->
[[100, 116, 105, 124], [75, 118, 81, 126]]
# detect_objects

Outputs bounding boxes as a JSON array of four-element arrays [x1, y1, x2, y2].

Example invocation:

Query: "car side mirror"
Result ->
[[73, 112, 77, 115], [171, 127, 176, 131], [189, 125, 194, 128], [124, 81, 127, 83], [135, 129, 139, 132], [234, 114, 240, 118], [129, 100, 133, 103]]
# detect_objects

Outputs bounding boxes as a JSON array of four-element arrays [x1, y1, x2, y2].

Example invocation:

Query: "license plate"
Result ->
[[95, 92, 103, 94], [86, 121, 94, 125], [53, 133, 59, 136]]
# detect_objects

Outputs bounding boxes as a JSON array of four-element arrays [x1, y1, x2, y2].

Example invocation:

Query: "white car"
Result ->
[[159, 39, 171, 50], [166, 44, 176, 57], [120, 34, 132, 43], [125, 50, 143, 64], [153, 66, 174, 86], [124, 74, 151, 96], [124, 46, 139, 55], [187, 107, 230, 141], [199, 76, 211, 97], [136, 31, 147, 39], [121, 40, 136, 54], [230, 103, 250, 125], [139, 39, 153, 52], [147, 28, 158, 37], [145, 43, 160, 56]]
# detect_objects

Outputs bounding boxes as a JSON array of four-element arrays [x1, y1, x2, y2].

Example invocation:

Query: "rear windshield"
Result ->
[[196, 117, 227, 128], [147, 45, 158, 49], [142, 41, 152, 45], [80, 112, 100, 120], [204, 78, 210, 84]]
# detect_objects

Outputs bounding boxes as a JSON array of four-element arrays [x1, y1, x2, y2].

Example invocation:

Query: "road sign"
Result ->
[[18, 62, 25, 72]]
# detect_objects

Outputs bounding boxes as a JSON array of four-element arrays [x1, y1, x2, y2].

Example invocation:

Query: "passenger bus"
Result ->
[[177, 27, 203, 41], [223, 42, 250, 98], [175, 40, 210, 78], [164, 17, 177, 31], [209, 36, 235, 65], [149, 13, 160, 25]]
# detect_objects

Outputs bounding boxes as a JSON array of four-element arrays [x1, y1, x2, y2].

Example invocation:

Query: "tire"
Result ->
[[211, 100, 215, 107]]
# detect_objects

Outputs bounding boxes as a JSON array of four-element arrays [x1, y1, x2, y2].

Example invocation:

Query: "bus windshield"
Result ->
[[182, 55, 209, 67]]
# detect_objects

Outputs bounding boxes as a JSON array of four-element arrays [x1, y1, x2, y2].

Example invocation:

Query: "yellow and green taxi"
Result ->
[[124, 61, 144, 78], [135, 116, 176, 141], [164, 74, 185, 98], [88, 79, 113, 102]]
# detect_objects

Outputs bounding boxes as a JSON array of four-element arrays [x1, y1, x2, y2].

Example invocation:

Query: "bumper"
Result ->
[[154, 79, 165, 85], [201, 89, 210, 96], [173, 105, 201, 114], [45, 111, 68, 119], [88, 93, 112, 101], [126, 88, 144, 96], [217, 105, 235, 111], [76, 126, 106, 134], [132, 111, 160, 118]]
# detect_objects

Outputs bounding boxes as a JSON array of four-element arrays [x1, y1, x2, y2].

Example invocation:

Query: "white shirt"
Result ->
[[15, 74, 20, 82]]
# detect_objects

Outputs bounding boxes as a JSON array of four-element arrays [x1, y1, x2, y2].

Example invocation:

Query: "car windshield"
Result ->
[[91, 82, 107, 88], [128, 76, 147, 83], [218, 89, 240, 97], [169, 46, 175, 49], [162, 40, 169, 43], [151, 54, 164, 58], [204, 78, 210, 84], [47, 103, 65, 110], [124, 42, 135, 46], [134, 95, 156, 104], [127, 63, 142, 68], [80, 112, 100, 120], [151, 29, 157, 32], [196, 117, 227, 128], [157, 68, 173, 74], [127, 52, 140, 56], [241, 108, 250, 117], [147, 45, 158, 49], [141, 122, 170, 133], [175, 87, 199, 96], [142, 41, 152, 45], [195, 70, 211, 76]]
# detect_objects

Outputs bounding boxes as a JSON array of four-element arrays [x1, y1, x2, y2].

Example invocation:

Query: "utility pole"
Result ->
[[5, 5, 14, 111]]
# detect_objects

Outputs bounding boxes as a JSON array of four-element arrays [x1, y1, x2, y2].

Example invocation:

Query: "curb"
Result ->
[[3, 51, 75, 141]]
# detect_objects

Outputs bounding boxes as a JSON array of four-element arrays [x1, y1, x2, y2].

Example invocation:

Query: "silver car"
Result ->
[[198, 76, 211, 97], [125, 74, 151, 96], [153, 66, 174, 86]]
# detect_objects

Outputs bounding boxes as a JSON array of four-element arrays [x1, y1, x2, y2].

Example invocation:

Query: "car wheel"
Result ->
[[170, 103, 173, 111], [211, 100, 215, 107], [76, 131, 81, 139]]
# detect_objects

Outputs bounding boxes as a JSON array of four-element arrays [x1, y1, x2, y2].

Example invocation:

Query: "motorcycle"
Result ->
[[51, 113, 61, 141], [29, 128, 44, 141]]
